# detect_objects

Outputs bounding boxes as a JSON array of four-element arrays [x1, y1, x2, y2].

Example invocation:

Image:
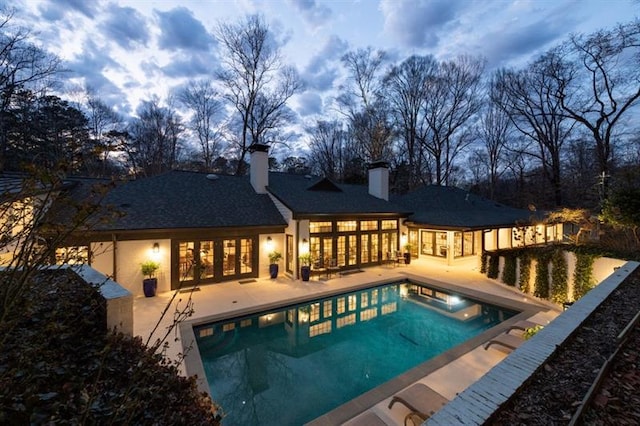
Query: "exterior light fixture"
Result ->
[[266, 236, 274, 250], [152, 243, 160, 253]]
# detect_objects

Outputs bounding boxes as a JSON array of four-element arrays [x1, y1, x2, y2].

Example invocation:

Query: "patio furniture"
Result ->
[[326, 258, 340, 278], [388, 383, 448, 419], [484, 332, 524, 352], [506, 319, 542, 335], [312, 257, 327, 280]]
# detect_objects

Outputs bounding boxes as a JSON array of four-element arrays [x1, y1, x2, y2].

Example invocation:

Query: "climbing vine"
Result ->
[[502, 252, 517, 287], [573, 251, 598, 300], [487, 252, 500, 279], [550, 248, 568, 304], [519, 252, 532, 293], [534, 250, 551, 299], [480, 251, 488, 274]]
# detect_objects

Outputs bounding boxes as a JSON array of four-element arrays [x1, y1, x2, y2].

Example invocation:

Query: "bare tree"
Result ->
[[125, 97, 184, 177], [216, 14, 301, 175], [421, 55, 484, 186], [477, 79, 513, 199], [338, 47, 394, 163], [177, 79, 224, 171], [307, 120, 354, 181], [552, 21, 640, 201], [384, 55, 438, 189], [493, 53, 575, 207], [0, 8, 62, 170]]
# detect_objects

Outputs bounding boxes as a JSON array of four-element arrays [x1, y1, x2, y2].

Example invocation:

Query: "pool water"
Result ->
[[195, 282, 516, 425]]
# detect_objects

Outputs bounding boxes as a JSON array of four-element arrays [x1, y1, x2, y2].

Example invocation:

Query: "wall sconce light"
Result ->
[[266, 236, 273, 250], [152, 242, 159, 253]]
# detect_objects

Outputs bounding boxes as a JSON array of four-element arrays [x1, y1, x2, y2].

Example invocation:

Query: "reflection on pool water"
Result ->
[[194, 281, 516, 426]]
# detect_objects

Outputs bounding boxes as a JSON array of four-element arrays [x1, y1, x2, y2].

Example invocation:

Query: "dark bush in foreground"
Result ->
[[0, 269, 221, 425]]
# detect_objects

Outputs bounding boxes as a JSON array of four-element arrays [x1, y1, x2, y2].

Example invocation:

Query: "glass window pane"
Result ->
[[223, 239, 236, 276], [179, 241, 195, 281], [200, 241, 214, 278], [240, 238, 252, 274]]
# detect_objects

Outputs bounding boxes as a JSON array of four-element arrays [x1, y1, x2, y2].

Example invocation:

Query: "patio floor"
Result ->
[[132, 256, 560, 425]]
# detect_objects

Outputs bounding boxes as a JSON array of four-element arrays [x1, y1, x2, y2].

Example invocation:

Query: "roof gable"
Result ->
[[306, 178, 342, 192]]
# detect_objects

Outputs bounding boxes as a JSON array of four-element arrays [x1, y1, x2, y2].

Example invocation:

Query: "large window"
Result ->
[[174, 237, 256, 288]]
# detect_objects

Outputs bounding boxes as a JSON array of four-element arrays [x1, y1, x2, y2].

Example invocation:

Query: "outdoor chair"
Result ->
[[484, 332, 524, 352], [342, 410, 387, 426], [388, 383, 448, 419], [326, 258, 340, 278]]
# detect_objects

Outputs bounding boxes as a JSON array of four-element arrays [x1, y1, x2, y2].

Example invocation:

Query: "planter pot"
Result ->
[[269, 264, 279, 279], [143, 278, 157, 297], [301, 266, 310, 281], [404, 252, 411, 265]]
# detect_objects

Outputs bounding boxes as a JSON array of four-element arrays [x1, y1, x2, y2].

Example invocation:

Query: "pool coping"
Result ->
[[180, 273, 550, 424]]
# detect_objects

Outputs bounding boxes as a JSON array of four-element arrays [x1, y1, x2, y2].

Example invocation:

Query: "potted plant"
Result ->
[[141, 260, 160, 297], [268, 250, 282, 279], [299, 253, 311, 281], [403, 244, 413, 265]]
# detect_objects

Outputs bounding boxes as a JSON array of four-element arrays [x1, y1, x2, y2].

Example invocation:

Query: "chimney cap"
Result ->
[[368, 160, 389, 170], [249, 143, 270, 153]]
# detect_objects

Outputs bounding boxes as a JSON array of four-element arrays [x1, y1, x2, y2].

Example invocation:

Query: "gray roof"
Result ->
[[90, 171, 286, 231], [267, 173, 411, 218], [394, 185, 545, 229]]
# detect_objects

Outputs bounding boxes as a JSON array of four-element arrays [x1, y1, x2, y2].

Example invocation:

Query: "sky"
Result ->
[[4, 0, 640, 151]]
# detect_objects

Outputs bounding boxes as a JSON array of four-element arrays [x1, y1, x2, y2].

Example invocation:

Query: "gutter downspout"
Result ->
[[112, 233, 117, 282]]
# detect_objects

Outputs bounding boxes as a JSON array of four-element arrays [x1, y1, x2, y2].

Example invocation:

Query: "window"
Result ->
[[200, 241, 214, 279], [240, 238, 252, 274], [310, 221, 332, 233], [337, 297, 345, 314], [55, 246, 89, 265], [323, 300, 333, 318], [381, 220, 397, 230], [223, 239, 236, 276], [348, 294, 357, 311], [337, 220, 357, 232], [360, 220, 378, 231], [179, 242, 195, 281]]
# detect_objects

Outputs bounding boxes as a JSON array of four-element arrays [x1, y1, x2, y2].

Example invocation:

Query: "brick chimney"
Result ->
[[368, 161, 389, 201], [249, 144, 270, 194]]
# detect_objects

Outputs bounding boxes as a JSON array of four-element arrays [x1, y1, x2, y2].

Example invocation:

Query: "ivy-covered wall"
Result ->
[[481, 246, 625, 305]]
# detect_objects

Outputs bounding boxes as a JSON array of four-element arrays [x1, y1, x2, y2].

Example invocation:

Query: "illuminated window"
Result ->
[[310, 303, 320, 322], [337, 220, 357, 232], [337, 297, 345, 314], [360, 220, 378, 231], [199, 327, 214, 338], [222, 323, 235, 332], [55, 246, 89, 265], [240, 238, 252, 274], [381, 220, 397, 230], [310, 221, 332, 233], [240, 319, 252, 327], [371, 289, 378, 305], [200, 241, 214, 278]]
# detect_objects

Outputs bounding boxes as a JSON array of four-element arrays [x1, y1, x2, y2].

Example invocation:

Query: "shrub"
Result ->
[[502, 253, 517, 287], [550, 249, 569, 304], [523, 325, 544, 340], [480, 251, 488, 274], [0, 270, 221, 425]]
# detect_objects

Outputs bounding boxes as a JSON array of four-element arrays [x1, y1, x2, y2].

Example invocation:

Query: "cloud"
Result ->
[[100, 5, 151, 50], [160, 52, 220, 79], [38, 0, 99, 21], [289, 0, 332, 28], [296, 92, 323, 116], [380, 0, 465, 47], [302, 35, 348, 90], [154, 6, 214, 52]]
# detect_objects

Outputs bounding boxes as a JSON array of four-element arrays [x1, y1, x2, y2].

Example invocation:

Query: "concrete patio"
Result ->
[[132, 256, 561, 425]]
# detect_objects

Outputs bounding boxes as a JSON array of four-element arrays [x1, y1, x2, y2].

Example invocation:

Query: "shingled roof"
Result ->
[[267, 172, 411, 218], [394, 185, 546, 229], [89, 171, 287, 232]]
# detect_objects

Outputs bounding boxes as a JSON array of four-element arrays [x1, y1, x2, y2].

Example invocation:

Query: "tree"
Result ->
[[125, 97, 184, 177], [0, 8, 62, 170], [338, 47, 394, 163], [216, 14, 301, 175], [307, 120, 355, 180], [177, 79, 224, 171], [421, 55, 484, 185], [552, 21, 640, 202], [384, 55, 438, 189], [493, 54, 574, 207]]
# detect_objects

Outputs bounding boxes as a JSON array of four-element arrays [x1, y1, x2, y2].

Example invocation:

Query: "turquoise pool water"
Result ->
[[195, 281, 516, 425]]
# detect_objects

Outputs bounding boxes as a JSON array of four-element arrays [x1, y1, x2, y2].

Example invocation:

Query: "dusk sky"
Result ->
[[6, 0, 640, 149]]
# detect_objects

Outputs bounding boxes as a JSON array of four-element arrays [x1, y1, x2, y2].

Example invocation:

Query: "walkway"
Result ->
[[132, 257, 560, 425]]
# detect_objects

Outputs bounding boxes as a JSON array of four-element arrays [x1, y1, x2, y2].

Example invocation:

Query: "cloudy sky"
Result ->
[[5, 0, 639, 147]]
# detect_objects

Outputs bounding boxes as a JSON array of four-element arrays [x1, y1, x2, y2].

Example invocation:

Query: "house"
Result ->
[[1, 145, 563, 297]]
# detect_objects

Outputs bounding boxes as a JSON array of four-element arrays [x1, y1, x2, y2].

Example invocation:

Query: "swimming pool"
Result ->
[[194, 281, 517, 425]]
